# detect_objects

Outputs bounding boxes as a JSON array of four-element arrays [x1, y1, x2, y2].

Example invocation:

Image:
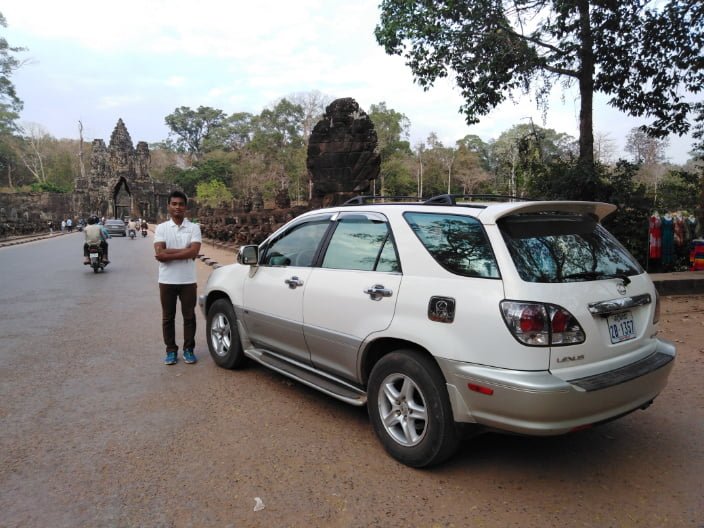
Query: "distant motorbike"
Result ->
[[128, 228, 136, 239], [141, 228, 148, 238], [87, 244, 107, 273]]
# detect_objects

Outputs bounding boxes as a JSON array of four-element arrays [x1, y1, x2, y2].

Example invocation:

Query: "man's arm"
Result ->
[[154, 242, 201, 262]]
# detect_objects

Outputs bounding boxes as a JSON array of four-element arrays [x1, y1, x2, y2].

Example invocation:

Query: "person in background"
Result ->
[[154, 191, 202, 366], [83, 215, 110, 264], [127, 218, 137, 237]]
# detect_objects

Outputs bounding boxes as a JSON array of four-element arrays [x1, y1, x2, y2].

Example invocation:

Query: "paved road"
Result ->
[[0, 234, 702, 527]]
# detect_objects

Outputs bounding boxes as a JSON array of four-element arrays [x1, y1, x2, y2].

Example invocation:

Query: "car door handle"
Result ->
[[364, 284, 393, 300], [285, 276, 304, 289]]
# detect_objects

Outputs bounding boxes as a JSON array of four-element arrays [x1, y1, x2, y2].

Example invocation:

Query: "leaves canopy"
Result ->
[[0, 12, 25, 135], [375, 0, 704, 174], [164, 106, 226, 160]]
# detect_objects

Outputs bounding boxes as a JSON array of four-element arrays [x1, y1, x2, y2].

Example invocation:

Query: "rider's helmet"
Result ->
[[88, 215, 99, 225]]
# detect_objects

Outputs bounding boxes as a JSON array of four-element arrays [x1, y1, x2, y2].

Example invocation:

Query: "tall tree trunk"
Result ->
[[577, 0, 595, 172]]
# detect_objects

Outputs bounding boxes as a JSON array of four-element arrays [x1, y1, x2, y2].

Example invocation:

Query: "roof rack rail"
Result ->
[[342, 195, 421, 206], [423, 194, 531, 206]]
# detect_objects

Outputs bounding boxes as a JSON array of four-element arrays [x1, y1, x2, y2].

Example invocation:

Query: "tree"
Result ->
[[250, 99, 306, 200], [196, 179, 233, 208], [0, 12, 25, 135], [454, 137, 491, 194], [487, 123, 575, 196], [368, 102, 412, 195], [368, 102, 412, 158], [625, 128, 669, 165], [164, 106, 227, 161], [375, 1, 704, 184], [15, 123, 50, 184], [625, 127, 670, 201], [286, 90, 334, 145]]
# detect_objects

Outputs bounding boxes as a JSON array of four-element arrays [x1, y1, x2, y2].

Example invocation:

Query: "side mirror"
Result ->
[[238, 245, 259, 266]]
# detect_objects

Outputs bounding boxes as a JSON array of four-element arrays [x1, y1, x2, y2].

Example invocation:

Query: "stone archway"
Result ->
[[112, 177, 132, 220]]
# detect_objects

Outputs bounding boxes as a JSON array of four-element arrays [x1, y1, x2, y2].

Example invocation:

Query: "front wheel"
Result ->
[[206, 298, 247, 369], [367, 350, 460, 468]]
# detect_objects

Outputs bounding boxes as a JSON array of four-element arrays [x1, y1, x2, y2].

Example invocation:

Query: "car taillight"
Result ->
[[500, 301, 585, 346]]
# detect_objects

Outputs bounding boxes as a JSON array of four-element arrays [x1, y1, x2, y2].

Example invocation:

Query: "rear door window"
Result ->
[[498, 214, 643, 283], [404, 212, 499, 278]]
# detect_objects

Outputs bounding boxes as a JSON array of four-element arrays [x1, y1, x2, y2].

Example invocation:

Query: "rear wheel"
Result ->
[[206, 298, 247, 369], [367, 349, 460, 468]]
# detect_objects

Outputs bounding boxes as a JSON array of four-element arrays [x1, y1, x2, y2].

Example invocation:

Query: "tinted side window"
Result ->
[[262, 220, 330, 267], [404, 212, 500, 278], [322, 218, 400, 272]]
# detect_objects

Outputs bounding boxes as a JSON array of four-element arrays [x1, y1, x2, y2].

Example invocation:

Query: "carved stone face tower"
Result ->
[[73, 118, 173, 221]]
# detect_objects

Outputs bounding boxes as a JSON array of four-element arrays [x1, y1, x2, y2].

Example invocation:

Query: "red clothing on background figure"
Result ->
[[649, 214, 662, 259]]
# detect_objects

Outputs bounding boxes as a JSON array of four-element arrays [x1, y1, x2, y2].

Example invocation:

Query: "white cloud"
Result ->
[[165, 76, 187, 87], [97, 94, 144, 110]]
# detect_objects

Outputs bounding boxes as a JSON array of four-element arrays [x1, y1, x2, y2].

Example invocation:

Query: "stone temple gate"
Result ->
[[72, 119, 173, 222]]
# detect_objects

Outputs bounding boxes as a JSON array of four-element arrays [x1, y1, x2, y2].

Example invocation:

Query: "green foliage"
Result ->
[[656, 169, 701, 213], [380, 153, 416, 196], [0, 12, 25, 135], [487, 124, 577, 196], [171, 168, 201, 198], [196, 179, 233, 208], [368, 102, 412, 158], [164, 106, 227, 160], [193, 155, 233, 187], [30, 181, 70, 193], [375, 1, 704, 168]]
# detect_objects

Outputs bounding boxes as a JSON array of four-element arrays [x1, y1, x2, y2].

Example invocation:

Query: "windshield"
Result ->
[[499, 213, 642, 283]]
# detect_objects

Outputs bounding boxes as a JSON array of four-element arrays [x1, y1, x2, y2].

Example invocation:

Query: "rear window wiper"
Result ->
[[562, 271, 631, 285]]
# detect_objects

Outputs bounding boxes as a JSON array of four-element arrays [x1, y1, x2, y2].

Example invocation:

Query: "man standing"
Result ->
[[154, 191, 202, 366]]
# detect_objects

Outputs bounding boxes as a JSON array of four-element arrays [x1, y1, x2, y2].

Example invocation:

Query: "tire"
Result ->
[[367, 349, 460, 468], [206, 298, 247, 369]]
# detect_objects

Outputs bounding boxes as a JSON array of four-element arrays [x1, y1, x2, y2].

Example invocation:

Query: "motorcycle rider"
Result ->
[[140, 219, 148, 236], [83, 215, 110, 264], [127, 218, 137, 238]]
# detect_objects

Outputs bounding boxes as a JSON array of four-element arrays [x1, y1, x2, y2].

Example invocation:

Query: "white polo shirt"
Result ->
[[154, 218, 202, 284]]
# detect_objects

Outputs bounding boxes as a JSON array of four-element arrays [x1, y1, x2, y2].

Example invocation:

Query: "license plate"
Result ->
[[89, 253, 99, 258], [607, 311, 636, 344]]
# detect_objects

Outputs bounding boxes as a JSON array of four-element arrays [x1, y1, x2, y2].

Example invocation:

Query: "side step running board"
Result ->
[[245, 348, 367, 406]]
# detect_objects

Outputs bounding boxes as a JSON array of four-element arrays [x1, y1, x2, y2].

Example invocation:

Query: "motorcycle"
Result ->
[[141, 228, 148, 237], [128, 228, 136, 239], [87, 243, 107, 273]]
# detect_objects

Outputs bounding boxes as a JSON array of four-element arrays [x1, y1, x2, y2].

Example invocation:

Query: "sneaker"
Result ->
[[183, 349, 197, 364], [164, 351, 177, 365]]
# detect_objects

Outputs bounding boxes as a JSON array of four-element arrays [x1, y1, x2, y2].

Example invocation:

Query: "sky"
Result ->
[[1, 0, 698, 164]]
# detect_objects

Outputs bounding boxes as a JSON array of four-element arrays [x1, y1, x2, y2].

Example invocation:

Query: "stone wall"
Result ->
[[0, 192, 73, 237]]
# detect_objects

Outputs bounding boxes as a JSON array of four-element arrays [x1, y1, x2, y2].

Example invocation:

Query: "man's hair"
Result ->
[[168, 190, 188, 206]]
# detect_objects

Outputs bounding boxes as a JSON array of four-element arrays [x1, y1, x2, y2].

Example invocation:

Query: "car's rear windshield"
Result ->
[[498, 213, 642, 283]]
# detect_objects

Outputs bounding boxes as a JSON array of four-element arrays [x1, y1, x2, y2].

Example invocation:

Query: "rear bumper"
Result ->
[[438, 338, 676, 435]]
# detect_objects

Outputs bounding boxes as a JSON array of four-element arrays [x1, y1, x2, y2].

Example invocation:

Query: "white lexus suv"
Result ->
[[198, 195, 676, 467]]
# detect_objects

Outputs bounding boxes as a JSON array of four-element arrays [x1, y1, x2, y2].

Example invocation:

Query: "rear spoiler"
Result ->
[[478, 201, 617, 223]]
